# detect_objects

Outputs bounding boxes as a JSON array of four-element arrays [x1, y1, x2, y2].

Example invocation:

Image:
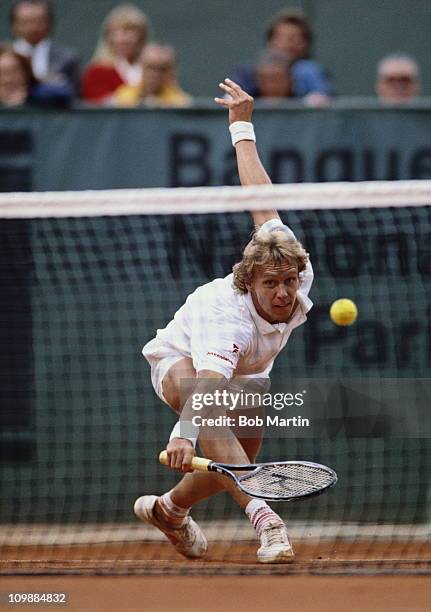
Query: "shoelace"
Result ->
[[262, 524, 288, 547], [178, 518, 195, 545]]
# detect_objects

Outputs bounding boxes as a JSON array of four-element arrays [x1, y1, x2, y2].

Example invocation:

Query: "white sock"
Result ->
[[156, 491, 189, 528], [245, 499, 284, 537]]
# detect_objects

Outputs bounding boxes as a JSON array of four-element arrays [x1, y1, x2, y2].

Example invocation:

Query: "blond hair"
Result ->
[[232, 230, 309, 294], [93, 3, 150, 63]]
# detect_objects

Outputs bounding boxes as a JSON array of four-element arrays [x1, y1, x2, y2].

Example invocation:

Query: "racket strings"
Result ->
[[239, 464, 334, 499]]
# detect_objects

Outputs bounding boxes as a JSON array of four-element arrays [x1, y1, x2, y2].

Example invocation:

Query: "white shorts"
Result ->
[[143, 338, 271, 407], [146, 352, 185, 405]]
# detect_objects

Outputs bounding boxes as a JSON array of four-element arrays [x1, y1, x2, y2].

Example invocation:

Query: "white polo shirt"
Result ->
[[143, 260, 313, 380]]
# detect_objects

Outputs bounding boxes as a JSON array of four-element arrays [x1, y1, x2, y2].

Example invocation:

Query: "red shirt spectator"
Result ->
[[81, 3, 149, 104]]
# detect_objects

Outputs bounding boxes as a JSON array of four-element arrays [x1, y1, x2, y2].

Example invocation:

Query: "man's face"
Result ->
[[12, 2, 51, 46], [269, 23, 308, 60], [377, 59, 419, 102], [141, 47, 174, 95], [0, 53, 27, 102], [247, 262, 300, 323], [256, 63, 291, 98]]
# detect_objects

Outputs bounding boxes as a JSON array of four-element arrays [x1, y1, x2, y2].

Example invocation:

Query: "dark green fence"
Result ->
[[1, 207, 430, 524]]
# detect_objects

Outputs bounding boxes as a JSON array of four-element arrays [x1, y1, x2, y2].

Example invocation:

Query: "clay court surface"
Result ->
[[0, 575, 430, 611], [1, 539, 430, 573], [1, 540, 430, 611]]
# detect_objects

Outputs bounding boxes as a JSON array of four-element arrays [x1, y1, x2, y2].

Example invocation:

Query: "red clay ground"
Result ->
[[0, 575, 430, 611], [1, 540, 430, 611], [1, 540, 429, 574]]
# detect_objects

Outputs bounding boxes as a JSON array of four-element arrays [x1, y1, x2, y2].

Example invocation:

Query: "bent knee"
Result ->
[[162, 357, 196, 413]]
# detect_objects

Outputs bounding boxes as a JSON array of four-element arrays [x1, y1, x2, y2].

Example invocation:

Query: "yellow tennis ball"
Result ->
[[330, 298, 358, 326]]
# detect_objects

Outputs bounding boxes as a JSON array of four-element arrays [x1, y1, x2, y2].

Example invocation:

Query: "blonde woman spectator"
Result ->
[[81, 3, 149, 104], [115, 43, 192, 107]]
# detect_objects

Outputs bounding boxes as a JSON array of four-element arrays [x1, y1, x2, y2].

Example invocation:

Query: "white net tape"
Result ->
[[0, 180, 430, 217]]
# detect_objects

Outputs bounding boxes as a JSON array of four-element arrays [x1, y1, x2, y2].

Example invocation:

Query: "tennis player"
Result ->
[[134, 78, 313, 563]]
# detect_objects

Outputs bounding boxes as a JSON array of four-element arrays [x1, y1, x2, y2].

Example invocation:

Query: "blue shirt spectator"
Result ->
[[232, 8, 334, 106]]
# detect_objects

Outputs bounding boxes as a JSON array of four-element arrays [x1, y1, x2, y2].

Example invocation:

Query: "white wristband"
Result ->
[[229, 121, 256, 147], [257, 218, 295, 239], [169, 420, 199, 448]]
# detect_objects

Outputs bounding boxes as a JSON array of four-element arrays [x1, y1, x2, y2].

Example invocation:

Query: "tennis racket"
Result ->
[[159, 451, 337, 502]]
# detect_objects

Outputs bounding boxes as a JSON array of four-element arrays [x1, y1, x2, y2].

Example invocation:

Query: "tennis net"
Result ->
[[0, 181, 430, 575]]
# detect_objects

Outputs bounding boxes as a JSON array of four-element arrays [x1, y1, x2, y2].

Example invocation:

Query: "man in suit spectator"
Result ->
[[10, 0, 80, 98]]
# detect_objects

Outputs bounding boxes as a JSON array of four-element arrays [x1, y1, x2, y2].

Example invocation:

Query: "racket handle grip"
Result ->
[[159, 451, 211, 472], [190, 457, 212, 472]]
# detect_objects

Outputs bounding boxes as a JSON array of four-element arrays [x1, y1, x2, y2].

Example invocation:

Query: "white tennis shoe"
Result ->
[[257, 521, 294, 563], [134, 495, 208, 559]]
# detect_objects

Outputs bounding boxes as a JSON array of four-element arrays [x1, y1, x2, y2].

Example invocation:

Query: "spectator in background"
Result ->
[[254, 50, 293, 100], [376, 53, 421, 103], [232, 7, 333, 106], [114, 43, 192, 107], [10, 0, 80, 99], [0, 44, 35, 106], [81, 3, 149, 104], [0, 42, 70, 108]]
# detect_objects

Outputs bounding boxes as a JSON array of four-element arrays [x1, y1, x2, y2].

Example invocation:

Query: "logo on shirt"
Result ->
[[206, 351, 235, 366], [232, 343, 240, 354]]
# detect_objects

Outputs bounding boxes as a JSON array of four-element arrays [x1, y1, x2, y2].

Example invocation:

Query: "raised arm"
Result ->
[[215, 78, 280, 228]]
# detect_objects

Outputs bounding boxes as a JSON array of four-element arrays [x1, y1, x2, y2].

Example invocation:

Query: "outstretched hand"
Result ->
[[214, 78, 254, 124]]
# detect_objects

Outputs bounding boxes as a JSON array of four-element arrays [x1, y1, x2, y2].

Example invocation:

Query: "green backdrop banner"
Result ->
[[1, 106, 431, 192]]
